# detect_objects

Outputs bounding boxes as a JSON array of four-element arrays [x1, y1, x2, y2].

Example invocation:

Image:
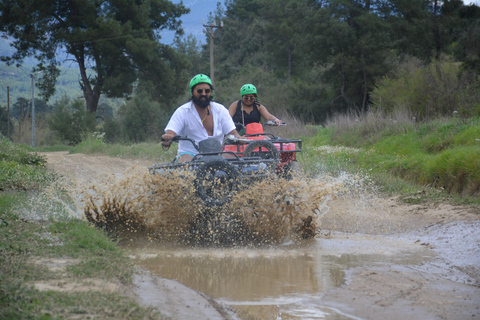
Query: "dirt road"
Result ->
[[40, 151, 480, 320]]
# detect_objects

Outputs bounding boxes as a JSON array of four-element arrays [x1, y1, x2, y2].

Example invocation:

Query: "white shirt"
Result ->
[[165, 101, 236, 155]]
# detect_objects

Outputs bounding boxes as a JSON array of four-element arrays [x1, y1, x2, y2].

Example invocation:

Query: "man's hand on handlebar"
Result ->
[[161, 133, 174, 149], [225, 134, 250, 145]]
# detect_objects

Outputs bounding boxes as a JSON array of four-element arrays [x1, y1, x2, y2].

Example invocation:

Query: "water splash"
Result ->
[[82, 167, 339, 245], [15, 163, 340, 246]]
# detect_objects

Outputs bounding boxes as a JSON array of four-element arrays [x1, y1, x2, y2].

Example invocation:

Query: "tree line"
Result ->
[[1, 0, 479, 144], [207, 0, 480, 122]]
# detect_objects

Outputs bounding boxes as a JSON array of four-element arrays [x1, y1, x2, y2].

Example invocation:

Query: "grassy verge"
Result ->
[[0, 136, 163, 319], [300, 115, 480, 205]]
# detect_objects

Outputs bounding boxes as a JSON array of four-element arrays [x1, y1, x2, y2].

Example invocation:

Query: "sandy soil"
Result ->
[[39, 151, 480, 320]]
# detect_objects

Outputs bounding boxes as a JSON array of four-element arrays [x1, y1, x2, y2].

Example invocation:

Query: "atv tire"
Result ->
[[243, 140, 280, 171], [195, 160, 240, 207]]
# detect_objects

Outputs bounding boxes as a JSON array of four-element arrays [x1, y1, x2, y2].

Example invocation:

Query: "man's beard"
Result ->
[[193, 95, 212, 109]]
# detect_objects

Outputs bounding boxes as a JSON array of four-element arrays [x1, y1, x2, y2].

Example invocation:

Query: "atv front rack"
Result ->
[[224, 135, 302, 154]]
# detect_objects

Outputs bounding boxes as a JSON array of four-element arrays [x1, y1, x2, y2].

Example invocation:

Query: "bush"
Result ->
[[48, 96, 96, 145], [371, 56, 480, 120], [118, 90, 168, 143], [102, 115, 121, 143]]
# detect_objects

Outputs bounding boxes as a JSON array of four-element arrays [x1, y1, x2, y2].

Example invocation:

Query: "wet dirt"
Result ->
[[38, 151, 480, 320]]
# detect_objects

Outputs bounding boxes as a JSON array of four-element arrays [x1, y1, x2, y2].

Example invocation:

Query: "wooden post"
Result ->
[[203, 20, 223, 86]]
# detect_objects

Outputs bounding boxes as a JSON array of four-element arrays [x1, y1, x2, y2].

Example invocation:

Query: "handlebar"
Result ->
[[263, 120, 286, 130], [161, 135, 200, 151]]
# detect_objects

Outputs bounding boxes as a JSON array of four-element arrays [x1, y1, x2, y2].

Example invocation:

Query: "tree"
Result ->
[[0, 106, 12, 138], [307, 0, 396, 110], [11, 98, 51, 120], [257, 0, 315, 80], [0, 0, 189, 114], [117, 90, 166, 142], [48, 96, 96, 145]]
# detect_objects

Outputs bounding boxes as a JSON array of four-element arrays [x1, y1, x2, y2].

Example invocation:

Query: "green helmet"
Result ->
[[190, 74, 214, 98], [240, 84, 257, 97]]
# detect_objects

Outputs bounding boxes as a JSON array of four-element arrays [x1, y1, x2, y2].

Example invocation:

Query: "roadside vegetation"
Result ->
[[302, 114, 480, 205], [0, 136, 162, 319]]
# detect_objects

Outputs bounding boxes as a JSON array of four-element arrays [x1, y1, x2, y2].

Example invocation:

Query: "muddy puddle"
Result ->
[[124, 234, 434, 319]]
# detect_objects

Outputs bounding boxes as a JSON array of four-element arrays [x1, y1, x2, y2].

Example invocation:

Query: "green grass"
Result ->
[[0, 134, 164, 319], [0, 210, 162, 319], [0, 218, 161, 319], [303, 116, 480, 204], [0, 136, 55, 191]]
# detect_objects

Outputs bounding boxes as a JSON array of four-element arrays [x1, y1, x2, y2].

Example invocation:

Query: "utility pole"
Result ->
[[203, 19, 223, 86]]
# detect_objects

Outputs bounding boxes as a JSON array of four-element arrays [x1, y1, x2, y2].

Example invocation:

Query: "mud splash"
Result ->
[[82, 167, 338, 245]]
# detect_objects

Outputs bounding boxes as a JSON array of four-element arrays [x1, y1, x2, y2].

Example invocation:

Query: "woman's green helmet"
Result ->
[[240, 84, 257, 97], [190, 74, 214, 98]]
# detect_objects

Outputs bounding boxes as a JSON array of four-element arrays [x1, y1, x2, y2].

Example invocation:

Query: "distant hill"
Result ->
[[0, 63, 85, 107]]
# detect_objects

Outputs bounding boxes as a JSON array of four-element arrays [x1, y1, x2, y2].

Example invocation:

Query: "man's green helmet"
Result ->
[[190, 74, 214, 98], [240, 84, 257, 97]]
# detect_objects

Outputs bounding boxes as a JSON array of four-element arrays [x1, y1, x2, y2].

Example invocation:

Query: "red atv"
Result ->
[[223, 121, 302, 179]]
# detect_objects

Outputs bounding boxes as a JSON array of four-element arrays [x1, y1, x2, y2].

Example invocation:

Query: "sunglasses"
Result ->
[[196, 88, 211, 94], [243, 95, 256, 100]]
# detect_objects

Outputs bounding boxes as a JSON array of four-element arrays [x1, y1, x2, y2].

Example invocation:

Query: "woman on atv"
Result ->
[[228, 84, 282, 135], [161, 74, 242, 162]]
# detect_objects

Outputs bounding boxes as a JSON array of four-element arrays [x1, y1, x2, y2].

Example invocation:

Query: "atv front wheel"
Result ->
[[195, 160, 240, 207]]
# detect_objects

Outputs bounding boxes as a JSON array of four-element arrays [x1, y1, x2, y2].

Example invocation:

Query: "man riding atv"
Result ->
[[161, 74, 242, 162]]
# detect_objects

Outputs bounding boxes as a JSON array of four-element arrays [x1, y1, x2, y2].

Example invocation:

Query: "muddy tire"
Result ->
[[195, 160, 239, 207], [243, 140, 280, 171]]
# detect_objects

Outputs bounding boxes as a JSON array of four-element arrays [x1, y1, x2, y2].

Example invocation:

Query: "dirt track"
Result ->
[[40, 151, 480, 320]]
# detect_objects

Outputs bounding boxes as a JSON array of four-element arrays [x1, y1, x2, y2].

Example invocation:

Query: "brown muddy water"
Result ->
[[123, 233, 434, 319]]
